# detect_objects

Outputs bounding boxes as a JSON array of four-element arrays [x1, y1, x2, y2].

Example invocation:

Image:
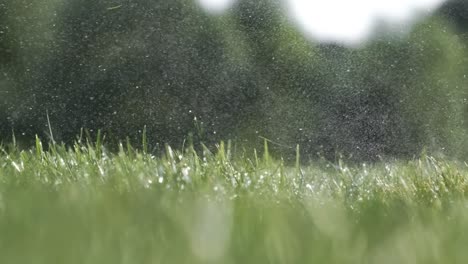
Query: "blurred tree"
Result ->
[[437, 0, 468, 33], [0, 0, 63, 142], [437, 0, 468, 147], [310, 18, 468, 160], [22, 0, 258, 148], [401, 18, 468, 157], [0, 1, 13, 138], [232, 0, 325, 156]]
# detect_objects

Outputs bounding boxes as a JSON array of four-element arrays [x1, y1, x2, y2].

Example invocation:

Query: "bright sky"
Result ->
[[196, 0, 447, 45], [196, 0, 236, 14], [285, 0, 446, 45]]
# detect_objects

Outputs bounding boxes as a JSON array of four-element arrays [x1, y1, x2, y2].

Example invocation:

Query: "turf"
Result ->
[[1, 137, 468, 263]]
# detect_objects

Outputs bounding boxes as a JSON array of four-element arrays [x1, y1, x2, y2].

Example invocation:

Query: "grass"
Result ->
[[1, 136, 468, 263]]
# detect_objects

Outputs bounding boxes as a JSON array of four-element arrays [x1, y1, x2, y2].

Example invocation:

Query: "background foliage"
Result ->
[[1, 0, 467, 160]]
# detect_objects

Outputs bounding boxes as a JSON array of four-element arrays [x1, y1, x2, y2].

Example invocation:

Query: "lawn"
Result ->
[[0, 136, 468, 263]]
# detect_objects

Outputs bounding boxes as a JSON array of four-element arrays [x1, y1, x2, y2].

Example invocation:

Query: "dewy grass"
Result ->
[[1, 137, 468, 263]]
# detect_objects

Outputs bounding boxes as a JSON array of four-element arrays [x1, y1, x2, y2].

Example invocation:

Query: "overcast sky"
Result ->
[[196, 0, 447, 45]]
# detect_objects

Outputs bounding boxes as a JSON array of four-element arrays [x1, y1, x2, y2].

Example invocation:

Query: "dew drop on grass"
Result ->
[[143, 178, 154, 189], [11, 161, 22, 172], [182, 167, 191, 182]]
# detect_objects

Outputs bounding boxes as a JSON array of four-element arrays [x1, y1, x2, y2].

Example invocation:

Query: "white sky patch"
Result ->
[[196, 0, 236, 14], [197, 0, 447, 45], [284, 0, 447, 45]]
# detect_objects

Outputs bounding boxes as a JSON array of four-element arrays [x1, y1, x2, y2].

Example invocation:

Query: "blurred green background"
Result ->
[[1, 0, 468, 160]]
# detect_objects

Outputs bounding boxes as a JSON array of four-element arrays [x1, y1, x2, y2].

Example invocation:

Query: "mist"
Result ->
[[1, 0, 466, 161]]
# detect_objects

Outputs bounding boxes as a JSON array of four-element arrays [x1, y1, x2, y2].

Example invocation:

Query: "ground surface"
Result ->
[[1, 138, 468, 263]]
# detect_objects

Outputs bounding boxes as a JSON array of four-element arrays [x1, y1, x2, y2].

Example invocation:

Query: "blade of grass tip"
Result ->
[[296, 144, 300, 172], [0, 143, 6, 155], [11, 129, 16, 149], [187, 140, 200, 173], [217, 141, 226, 163], [296, 144, 304, 189], [49, 141, 57, 157], [142, 125, 147, 155], [73, 141, 81, 161], [181, 138, 186, 157], [187, 132, 194, 151], [279, 157, 286, 187], [227, 140, 232, 161], [35, 134, 43, 159], [46, 110, 56, 145], [254, 148, 259, 168], [165, 144, 173, 161], [126, 136, 133, 157], [201, 143, 213, 159], [263, 138, 270, 165], [118, 141, 126, 157], [186, 135, 193, 155], [165, 144, 177, 173], [85, 129, 92, 148], [78, 127, 84, 144], [96, 129, 102, 158]]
